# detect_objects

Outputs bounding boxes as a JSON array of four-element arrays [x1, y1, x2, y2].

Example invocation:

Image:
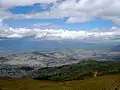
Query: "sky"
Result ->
[[0, 0, 120, 52]]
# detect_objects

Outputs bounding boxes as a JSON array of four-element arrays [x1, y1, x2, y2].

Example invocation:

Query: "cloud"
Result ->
[[33, 23, 53, 27], [0, 16, 8, 29], [0, 27, 120, 42], [0, 19, 3, 27], [0, 0, 58, 8], [67, 16, 93, 23], [33, 23, 62, 29], [1, 0, 120, 25]]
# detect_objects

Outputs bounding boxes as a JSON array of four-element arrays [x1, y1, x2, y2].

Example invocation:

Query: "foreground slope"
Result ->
[[0, 74, 120, 90]]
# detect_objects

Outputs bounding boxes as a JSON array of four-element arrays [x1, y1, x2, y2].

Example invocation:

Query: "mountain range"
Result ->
[[0, 38, 119, 53]]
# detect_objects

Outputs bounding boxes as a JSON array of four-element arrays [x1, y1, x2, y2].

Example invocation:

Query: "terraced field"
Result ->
[[0, 74, 120, 90]]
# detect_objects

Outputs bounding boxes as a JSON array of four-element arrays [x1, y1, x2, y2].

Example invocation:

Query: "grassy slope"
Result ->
[[0, 74, 120, 90], [34, 60, 120, 81]]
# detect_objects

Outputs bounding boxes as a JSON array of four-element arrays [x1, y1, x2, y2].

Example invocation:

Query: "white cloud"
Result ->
[[0, 16, 8, 29], [67, 16, 93, 23], [33, 23, 62, 29], [0, 27, 120, 42], [33, 23, 53, 27], [0, 19, 3, 23], [0, 0, 58, 8], [7, 34, 23, 38], [1, 0, 120, 25], [0, 19, 3, 27], [111, 26, 118, 30], [3, 0, 120, 42]]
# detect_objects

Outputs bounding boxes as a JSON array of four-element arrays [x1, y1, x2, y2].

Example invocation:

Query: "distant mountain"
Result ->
[[110, 44, 120, 52], [0, 39, 117, 53]]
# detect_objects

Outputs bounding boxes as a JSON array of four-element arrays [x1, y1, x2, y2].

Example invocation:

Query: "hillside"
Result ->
[[33, 60, 120, 81], [0, 74, 120, 90]]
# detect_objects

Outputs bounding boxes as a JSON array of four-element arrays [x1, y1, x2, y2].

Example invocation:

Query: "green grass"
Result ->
[[0, 74, 120, 90]]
